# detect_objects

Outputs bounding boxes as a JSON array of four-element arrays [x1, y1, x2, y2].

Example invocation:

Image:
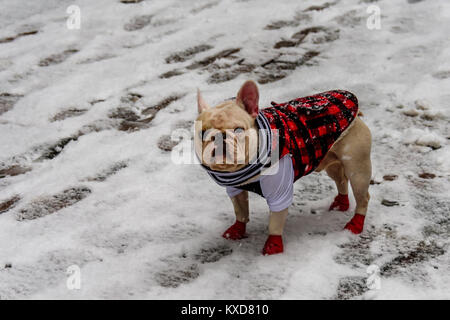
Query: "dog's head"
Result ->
[[195, 80, 260, 172]]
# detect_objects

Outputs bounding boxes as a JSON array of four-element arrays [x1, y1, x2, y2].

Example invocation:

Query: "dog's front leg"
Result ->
[[222, 191, 249, 240], [263, 208, 288, 255], [231, 191, 249, 223], [268, 209, 288, 235]]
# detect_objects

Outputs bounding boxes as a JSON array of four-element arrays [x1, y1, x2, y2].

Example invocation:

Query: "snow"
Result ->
[[0, 0, 449, 299], [402, 128, 446, 149]]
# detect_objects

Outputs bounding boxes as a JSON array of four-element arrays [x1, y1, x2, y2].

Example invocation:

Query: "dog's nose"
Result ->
[[212, 133, 228, 158], [213, 140, 227, 156], [211, 132, 226, 142], [222, 141, 227, 156]]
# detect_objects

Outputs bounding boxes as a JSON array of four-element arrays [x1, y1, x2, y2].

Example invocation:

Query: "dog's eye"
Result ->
[[234, 127, 245, 134]]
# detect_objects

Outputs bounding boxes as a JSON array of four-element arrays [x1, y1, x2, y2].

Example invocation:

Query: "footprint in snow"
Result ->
[[17, 187, 91, 221]]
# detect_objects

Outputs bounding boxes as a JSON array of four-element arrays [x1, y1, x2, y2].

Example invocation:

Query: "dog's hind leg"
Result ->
[[329, 117, 372, 234], [341, 141, 372, 234], [348, 167, 371, 216], [326, 160, 350, 211], [343, 158, 371, 234]]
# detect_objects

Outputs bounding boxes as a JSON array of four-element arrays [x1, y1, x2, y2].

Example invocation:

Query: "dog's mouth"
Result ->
[[196, 128, 255, 171], [205, 138, 246, 169]]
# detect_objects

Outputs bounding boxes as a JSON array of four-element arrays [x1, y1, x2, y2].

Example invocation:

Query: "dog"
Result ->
[[195, 80, 372, 255]]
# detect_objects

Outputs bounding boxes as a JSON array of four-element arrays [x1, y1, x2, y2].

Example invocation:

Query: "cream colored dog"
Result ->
[[195, 80, 372, 255]]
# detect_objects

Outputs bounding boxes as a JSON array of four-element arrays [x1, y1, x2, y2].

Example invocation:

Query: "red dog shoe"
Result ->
[[344, 213, 365, 234], [262, 235, 284, 255], [222, 220, 247, 240], [329, 194, 350, 211]]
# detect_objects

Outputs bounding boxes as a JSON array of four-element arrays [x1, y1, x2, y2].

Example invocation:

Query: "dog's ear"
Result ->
[[236, 80, 259, 118], [197, 88, 211, 114]]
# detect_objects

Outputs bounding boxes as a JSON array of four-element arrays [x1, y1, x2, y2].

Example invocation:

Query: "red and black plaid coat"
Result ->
[[261, 90, 359, 182]]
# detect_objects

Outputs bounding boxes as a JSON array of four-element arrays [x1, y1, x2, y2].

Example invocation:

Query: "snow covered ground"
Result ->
[[0, 0, 449, 299]]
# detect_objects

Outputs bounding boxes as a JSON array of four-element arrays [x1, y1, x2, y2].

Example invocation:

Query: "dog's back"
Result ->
[[261, 90, 359, 180]]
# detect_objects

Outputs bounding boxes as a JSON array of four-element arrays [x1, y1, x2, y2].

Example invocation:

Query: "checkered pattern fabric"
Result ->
[[261, 90, 359, 181]]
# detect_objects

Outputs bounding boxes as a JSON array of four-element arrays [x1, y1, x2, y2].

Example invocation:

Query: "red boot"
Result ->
[[344, 213, 365, 234], [329, 194, 349, 211], [222, 220, 247, 240], [262, 235, 284, 255]]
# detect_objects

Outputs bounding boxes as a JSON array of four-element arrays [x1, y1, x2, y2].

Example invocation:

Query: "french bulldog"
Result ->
[[195, 80, 372, 255]]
